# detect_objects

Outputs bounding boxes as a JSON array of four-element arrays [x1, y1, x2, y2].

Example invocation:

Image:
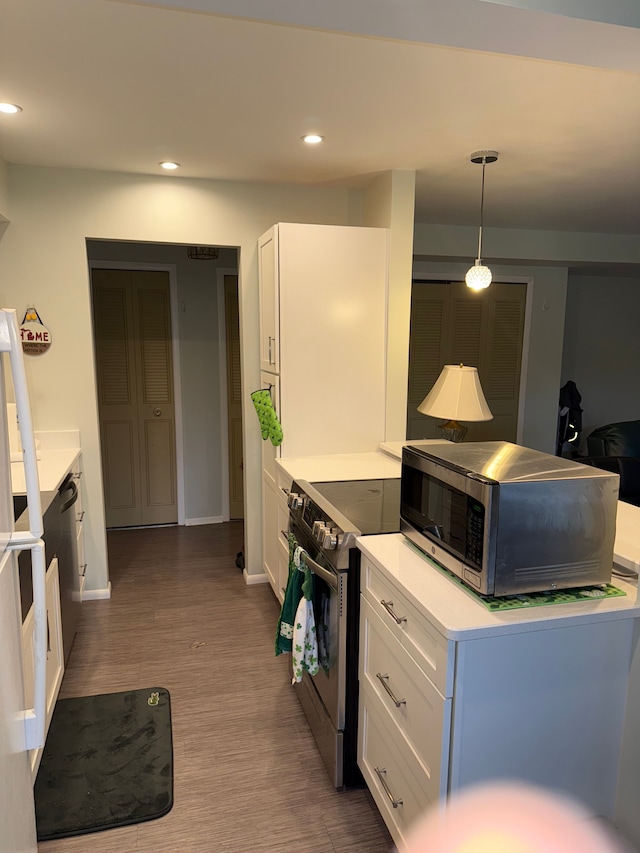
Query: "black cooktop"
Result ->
[[310, 478, 401, 536]]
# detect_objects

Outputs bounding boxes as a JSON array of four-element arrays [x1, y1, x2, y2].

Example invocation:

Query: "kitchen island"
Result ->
[[357, 532, 640, 849]]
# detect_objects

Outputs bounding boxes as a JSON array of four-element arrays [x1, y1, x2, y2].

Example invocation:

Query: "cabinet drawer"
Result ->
[[358, 683, 435, 849], [360, 596, 451, 791], [362, 557, 453, 696]]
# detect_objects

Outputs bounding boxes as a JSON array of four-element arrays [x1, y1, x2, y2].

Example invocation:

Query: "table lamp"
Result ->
[[418, 364, 493, 442]]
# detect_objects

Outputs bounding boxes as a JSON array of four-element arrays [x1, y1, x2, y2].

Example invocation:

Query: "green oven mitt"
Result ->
[[250, 388, 283, 447]]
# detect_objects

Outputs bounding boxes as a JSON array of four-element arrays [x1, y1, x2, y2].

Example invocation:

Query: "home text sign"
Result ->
[[20, 307, 52, 355]]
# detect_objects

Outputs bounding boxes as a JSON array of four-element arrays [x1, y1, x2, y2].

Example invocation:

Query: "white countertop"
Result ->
[[377, 439, 449, 460], [357, 533, 640, 641], [11, 430, 80, 494], [275, 450, 402, 483]]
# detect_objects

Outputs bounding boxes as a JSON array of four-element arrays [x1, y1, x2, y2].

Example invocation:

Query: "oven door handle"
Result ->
[[283, 530, 339, 591], [302, 553, 339, 591]]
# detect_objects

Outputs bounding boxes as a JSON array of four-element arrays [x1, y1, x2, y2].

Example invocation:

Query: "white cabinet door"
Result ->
[[258, 226, 279, 374], [22, 558, 64, 778], [0, 549, 38, 852], [262, 476, 279, 596]]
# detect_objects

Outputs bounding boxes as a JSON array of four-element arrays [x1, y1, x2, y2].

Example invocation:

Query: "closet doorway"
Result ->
[[91, 268, 178, 528]]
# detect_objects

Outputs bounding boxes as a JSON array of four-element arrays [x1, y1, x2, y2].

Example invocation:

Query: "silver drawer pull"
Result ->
[[376, 673, 406, 707], [380, 599, 407, 624], [374, 766, 403, 809]]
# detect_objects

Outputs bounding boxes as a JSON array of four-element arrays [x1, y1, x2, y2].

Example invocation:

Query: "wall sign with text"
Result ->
[[20, 307, 52, 355]]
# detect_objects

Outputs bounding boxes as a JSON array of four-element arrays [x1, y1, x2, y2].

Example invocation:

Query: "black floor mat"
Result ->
[[35, 687, 173, 841]]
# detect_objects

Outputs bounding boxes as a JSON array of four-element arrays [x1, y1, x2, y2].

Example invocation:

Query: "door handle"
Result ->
[[153, 407, 162, 417]]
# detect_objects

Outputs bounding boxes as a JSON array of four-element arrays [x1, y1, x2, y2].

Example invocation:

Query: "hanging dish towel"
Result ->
[[275, 536, 305, 655], [250, 388, 283, 447], [291, 564, 318, 683]]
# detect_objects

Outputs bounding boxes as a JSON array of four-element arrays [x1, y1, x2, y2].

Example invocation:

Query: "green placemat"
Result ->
[[407, 541, 625, 611]]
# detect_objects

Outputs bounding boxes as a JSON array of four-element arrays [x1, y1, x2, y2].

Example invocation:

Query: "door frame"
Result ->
[[216, 266, 242, 522], [410, 267, 534, 446], [88, 260, 186, 525]]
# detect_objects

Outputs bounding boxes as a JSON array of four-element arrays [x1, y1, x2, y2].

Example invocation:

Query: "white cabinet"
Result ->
[[22, 557, 64, 778], [257, 222, 388, 458], [258, 228, 279, 374], [257, 223, 388, 600], [358, 536, 638, 850], [262, 456, 292, 602]]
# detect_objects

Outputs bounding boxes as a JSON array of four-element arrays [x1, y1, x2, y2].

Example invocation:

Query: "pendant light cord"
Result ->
[[477, 157, 486, 263]]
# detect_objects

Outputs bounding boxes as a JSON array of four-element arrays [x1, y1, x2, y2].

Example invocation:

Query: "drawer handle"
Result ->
[[380, 599, 407, 624], [374, 766, 403, 809], [376, 673, 406, 708]]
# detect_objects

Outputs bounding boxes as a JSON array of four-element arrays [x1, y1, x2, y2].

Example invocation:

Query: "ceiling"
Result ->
[[0, 0, 639, 235]]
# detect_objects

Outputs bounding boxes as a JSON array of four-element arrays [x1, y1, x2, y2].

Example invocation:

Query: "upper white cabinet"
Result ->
[[257, 222, 388, 459], [258, 228, 280, 374]]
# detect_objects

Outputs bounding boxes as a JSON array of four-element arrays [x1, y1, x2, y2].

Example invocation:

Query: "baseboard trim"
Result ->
[[184, 516, 225, 526], [82, 582, 112, 601], [243, 570, 268, 586]]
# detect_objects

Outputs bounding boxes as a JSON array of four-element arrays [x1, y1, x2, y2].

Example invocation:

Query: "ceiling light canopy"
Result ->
[[302, 134, 324, 145], [0, 103, 22, 114], [465, 150, 498, 291], [159, 161, 180, 170]]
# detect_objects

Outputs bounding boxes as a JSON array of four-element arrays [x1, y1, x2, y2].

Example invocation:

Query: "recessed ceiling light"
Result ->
[[159, 161, 180, 170], [0, 103, 22, 114], [302, 134, 324, 145]]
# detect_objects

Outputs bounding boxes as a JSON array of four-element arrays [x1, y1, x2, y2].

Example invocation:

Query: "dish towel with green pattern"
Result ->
[[291, 565, 318, 683], [250, 388, 283, 447], [275, 535, 306, 655]]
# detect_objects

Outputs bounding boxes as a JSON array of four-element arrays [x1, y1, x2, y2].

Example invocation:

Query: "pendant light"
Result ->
[[465, 150, 498, 291]]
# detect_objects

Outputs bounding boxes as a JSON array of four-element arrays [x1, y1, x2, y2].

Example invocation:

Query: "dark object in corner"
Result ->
[[35, 687, 173, 840], [235, 551, 245, 569], [557, 380, 582, 455], [580, 420, 640, 506], [579, 456, 640, 507]]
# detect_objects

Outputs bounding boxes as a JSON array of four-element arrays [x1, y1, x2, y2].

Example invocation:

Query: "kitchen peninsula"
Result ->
[[357, 532, 640, 849]]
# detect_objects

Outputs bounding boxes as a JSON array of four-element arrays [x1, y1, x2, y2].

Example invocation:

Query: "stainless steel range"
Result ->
[[286, 477, 400, 788]]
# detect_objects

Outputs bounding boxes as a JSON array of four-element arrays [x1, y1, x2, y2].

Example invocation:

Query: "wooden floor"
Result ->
[[38, 522, 393, 853]]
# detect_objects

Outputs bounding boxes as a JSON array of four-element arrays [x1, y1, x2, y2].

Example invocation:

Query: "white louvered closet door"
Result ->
[[92, 269, 177, 528], [407, 281, 526, 441]]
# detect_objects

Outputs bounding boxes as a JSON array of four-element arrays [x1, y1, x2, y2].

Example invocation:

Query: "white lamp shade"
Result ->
[[418, 364, 493, 422]]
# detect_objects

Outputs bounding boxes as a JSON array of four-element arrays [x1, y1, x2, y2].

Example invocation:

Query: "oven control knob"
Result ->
[[314, 523, 329, 542], [321, 530, 338, 549], [312, 520, 325, 537], [288, 492, 304, 510]]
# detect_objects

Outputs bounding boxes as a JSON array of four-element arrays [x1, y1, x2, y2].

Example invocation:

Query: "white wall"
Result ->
[[86, 240, 238, 522], [363, 170, 416, 442], [562, 273, 640, 439], [0, 165, 361, 592], [0, 155, 8, 235]]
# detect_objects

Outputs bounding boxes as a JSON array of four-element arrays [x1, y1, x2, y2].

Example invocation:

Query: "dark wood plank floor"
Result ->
[[38, 522, 393, 852]]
